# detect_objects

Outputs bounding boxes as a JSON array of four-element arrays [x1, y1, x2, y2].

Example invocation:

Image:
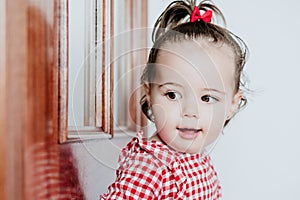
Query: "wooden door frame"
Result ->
[[1, 0, 28, 199], [0, 0, 65, 199]]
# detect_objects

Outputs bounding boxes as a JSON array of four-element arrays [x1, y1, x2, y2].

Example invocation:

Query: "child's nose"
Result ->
[[183, 111, 198, 118], [181, 97, 199, 118]]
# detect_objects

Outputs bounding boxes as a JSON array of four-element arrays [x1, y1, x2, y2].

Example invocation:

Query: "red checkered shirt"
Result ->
[[100, 131, 222, 199]]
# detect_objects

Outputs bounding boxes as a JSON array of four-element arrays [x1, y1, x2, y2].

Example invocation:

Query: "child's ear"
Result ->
[[143, 82, 151, 104], [227, 90, 243, 120]]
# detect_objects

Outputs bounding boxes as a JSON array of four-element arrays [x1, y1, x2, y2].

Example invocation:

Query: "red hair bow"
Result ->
[[190, 6, 212, 23]]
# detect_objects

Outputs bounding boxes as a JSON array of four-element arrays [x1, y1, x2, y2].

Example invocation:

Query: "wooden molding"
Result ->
[[57, 0, 69, 144]]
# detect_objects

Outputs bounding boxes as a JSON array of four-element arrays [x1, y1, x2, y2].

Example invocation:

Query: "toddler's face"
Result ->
[[146, 39, 242, 154]]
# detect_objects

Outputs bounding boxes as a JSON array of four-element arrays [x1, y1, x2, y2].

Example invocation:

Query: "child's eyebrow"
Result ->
[[158, 83, 226, 94], [202, 88, 226, 95], [158, 82, 183, 88]]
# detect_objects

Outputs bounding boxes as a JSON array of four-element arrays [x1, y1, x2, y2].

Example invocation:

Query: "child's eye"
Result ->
[[164, 91, 182, 100], [201, 95, 219, 103]]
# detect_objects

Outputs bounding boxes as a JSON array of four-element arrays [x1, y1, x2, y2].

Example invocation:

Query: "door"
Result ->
[[0, 0, 83, 199]]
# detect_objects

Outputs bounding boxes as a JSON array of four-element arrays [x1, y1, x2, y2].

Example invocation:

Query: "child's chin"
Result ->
[[184, 148, 203, 154], [174, 145, 203, 154]]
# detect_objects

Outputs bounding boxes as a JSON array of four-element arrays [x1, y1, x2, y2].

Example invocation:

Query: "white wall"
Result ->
[[212, 1, 300, 199]]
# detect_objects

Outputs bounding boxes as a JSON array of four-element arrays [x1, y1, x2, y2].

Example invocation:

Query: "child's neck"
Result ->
[[149, 133, 162, 143]]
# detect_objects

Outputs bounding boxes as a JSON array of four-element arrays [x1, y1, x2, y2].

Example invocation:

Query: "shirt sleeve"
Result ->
[[100, 136, 165, 199], [100, 164, 163, 200]]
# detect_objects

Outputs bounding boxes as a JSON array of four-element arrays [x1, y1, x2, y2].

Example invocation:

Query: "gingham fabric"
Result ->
[[100, 131, 221, 199]]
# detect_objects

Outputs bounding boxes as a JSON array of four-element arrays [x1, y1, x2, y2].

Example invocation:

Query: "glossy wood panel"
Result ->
[[1, 0, 84, 199]]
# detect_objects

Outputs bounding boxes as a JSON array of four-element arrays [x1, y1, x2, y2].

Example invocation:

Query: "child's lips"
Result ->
[[177, 128, 202, 140]]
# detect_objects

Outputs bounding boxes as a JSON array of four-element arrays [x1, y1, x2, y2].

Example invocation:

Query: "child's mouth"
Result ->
[[176, 128, 202, 140]]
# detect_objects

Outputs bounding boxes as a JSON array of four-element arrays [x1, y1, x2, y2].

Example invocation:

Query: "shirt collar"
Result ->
[[136, 131, 205, 169]]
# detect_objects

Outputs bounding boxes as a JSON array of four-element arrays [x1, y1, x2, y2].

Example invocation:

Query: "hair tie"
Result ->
[[190, 6, 212, 23]]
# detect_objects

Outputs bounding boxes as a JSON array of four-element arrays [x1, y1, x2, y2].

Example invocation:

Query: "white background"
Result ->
[[69, 1, 300, 199], [151, 0, 300, 199]]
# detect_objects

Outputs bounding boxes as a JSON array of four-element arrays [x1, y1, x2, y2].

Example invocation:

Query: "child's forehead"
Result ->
[[156, 40, 235, 73], [153, 39, 236, 90], [152, 63, 228, 90], [158, 39, 234, 61]]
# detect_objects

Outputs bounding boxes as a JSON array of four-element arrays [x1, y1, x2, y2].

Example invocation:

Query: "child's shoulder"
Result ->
[[118, 131, 177, 172]]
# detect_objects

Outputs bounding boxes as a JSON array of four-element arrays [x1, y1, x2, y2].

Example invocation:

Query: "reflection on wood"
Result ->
[[26, 2, 84, 199], [25, 143, 84, 199]]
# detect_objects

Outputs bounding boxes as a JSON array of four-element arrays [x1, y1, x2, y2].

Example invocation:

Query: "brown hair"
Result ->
[[141, 0, 248, 126]]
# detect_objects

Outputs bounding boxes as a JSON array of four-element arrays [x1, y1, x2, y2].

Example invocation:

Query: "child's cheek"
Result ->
[[151, 102, 178, 132], [204, 105, 227, 144], [151, 103, 165, 131]]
